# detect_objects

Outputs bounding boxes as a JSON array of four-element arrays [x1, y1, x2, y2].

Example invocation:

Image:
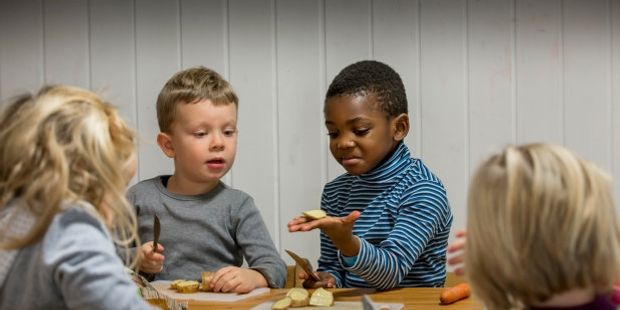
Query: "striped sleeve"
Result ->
[[339, 180, 450, 290]]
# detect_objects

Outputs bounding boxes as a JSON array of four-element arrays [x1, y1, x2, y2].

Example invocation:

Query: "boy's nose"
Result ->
[[337, 138, 355, 149], [210, 133, 225, 151]]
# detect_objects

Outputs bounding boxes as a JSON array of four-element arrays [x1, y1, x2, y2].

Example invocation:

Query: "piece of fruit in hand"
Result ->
[[302, 210, 326, 220]]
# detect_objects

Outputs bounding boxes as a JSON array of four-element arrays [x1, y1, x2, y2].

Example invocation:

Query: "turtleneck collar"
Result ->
[[354, 141, 412, 182]]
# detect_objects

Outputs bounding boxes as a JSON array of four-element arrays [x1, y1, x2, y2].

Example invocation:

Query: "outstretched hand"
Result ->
[[288, 211, 361, 256]]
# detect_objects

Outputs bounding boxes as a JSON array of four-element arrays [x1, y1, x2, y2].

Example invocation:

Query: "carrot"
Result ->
[[439, 282, 471, 305]]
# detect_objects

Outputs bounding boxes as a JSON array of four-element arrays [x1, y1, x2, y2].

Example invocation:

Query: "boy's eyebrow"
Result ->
[[325, 117, 369, 125]]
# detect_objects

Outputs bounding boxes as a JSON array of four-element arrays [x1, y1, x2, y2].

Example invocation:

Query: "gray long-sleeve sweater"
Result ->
[[127, 176, 286, 288], [0, 204, 152, 310]]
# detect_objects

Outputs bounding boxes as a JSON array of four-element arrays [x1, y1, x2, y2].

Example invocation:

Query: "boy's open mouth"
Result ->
[[207, 158, 224, 164]]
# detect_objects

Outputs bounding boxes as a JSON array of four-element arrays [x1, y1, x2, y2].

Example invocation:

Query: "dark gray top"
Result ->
[[127, 176, 286, 288]]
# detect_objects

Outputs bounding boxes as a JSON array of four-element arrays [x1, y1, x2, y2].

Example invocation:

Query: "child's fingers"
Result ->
[[341, 211, 361, 224], [454, 229, 466, 238], [447, 241, 465, 253], [447, 254, 463, 265]]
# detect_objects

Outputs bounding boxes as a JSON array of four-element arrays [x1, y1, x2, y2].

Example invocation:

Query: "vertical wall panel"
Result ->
[[180, 0, 227, 73], [43, 0, 89, 88], [325, 0, 372, 181], [0, 0, 44, 100], [228, 0, 278, 239], [516, 0, 563, 144], [564, 0, 611, 170], [468, 0, 515, 168], [135, 0, 180, 180], [90, 0, 136, 126], [276, 0, 323, 264], [419, 0, 468, 232], [179, 0, 232, 185], [372, 0, 421, 157], [612, 0, 620, 204]]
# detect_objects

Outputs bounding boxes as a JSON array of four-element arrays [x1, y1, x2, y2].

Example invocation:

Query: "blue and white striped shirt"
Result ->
[[318, 142, 452, 289]]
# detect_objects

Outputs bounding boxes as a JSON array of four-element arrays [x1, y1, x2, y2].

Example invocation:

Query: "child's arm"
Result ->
[[231, 196, 288, 290], [49, 208, 152, 309]]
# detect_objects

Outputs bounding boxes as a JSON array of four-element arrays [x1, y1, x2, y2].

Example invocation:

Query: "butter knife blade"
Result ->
[[285, 249, 321, 281], [153, 214, 160, 251]]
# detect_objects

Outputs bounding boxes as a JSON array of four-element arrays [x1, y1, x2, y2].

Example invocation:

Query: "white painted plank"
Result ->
[[563, 0, 611, 170], [180, 0, 227, 73], [515, 0, 563, 145], [276, 0, 323, 265], [372, 0, 421, 157], [90, 0, 136, 127], [325, 0, 372, 181], [228, 0, 278, 240], [135, 0, 180, 180], [43, 0, 89, 88], [0, 0, 44, 99], [179, 0, 231, 185], [468, 0, 515, 168], [419, 0, 468, 233]]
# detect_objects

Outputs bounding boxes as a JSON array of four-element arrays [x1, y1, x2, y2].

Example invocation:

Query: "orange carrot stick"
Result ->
[[439, 283, 471, 305]]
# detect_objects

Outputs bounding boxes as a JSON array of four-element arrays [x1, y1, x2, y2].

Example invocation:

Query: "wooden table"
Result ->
[[183, 288, 483, 310]]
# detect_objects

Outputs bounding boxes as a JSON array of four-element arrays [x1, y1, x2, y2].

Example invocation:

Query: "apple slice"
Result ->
[[302, 209, 326, 220]]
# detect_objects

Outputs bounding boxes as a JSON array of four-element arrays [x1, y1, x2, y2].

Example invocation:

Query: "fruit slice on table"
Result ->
[[309, 287, 334, 307], [200, 271, 215, 292], [302, 209, 327, 220], [176, 280, 200, 293], [286, 287, 310, 307], [271, 297, 292, 310]]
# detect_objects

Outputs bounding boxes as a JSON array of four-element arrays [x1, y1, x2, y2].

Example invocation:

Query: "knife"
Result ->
[[152, 214, 161, 251], [285, 249, 321, 281]]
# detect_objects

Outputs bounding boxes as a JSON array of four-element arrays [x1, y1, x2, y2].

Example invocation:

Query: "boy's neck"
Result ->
[[166, 175, 220, 196], [530, 288, 596, 308]]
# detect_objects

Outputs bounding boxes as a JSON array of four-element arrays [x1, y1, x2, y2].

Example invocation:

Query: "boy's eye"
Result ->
[[354, 129, 369, 136], [327, 132, 338, 139], [223, 129, 237, 137], [193, 132, 207, 137]]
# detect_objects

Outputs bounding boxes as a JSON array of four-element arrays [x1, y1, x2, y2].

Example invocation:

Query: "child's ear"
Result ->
[[156, 132, 175, 158], [392, 113, 409, 142]]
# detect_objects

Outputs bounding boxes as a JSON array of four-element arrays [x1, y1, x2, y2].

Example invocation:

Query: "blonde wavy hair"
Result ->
[[0, 85, 140, 262], [465, 143, 620, 309]]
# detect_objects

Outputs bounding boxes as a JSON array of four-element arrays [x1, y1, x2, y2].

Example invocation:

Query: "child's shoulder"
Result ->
[[127, 176, 165, 195]]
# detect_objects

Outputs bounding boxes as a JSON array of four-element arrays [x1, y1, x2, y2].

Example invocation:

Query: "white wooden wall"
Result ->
[[1, 0, 619, 268]]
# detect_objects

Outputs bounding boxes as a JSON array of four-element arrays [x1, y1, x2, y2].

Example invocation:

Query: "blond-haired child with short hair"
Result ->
[[0, 85, 150, 309], [466, 143, 620, 309], [130, 66, 286, 293]]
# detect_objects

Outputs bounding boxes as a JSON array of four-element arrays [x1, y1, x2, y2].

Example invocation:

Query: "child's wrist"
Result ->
[[333, 235, 359, 256]]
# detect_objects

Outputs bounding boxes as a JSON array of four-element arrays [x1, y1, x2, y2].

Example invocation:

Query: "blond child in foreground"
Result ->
[[465, 143, 620, 309], [0, 85, 150, 309]]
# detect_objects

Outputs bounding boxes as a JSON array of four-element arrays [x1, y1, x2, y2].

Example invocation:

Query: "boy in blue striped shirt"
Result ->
[[288, 60, 452, 289]]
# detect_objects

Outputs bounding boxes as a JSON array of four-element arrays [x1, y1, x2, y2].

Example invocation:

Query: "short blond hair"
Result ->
[[0, 85, 139, 260], [465, 143, 620, 309], [156, 66, 238, 133]]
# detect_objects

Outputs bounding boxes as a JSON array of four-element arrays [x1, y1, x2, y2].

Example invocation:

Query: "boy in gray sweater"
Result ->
[[128, 66, 286, 293]]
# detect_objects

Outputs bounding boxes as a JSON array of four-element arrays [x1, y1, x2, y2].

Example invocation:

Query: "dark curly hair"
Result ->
[[325, 60, 407, 118]]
